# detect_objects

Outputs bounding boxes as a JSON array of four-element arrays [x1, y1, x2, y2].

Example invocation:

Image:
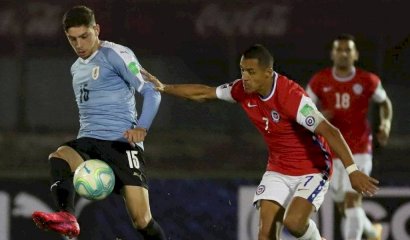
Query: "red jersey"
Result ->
[[216, 73, 332, 177], [307, 67, 387, 155]]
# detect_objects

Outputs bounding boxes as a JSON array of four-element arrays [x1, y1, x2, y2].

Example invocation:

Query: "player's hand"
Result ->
[[376, 121, 390, 146], [348, 171, 379, 197], [123, 127, 147, 145], [141, 68, 165, 92]]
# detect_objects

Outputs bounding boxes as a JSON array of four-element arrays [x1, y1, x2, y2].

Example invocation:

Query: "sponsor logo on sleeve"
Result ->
[[300, 104, 314, 117], [127, 62, 140, 75]]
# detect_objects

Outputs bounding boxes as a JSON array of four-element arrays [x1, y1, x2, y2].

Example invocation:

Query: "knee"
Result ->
[[283, 215, 307, 237], [132, 214, 152, 229], [49, 146, 67, 160]]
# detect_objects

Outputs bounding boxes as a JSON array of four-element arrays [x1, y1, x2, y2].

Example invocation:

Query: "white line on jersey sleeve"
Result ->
[[216, 82, 237, 103], [102, 41, 145, 92], [296, 95, 325, 132], [305, 85, 319, 105], [371, 81, 387, 103]]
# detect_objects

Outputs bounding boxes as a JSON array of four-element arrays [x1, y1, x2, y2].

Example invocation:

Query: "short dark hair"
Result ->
[[334, 33, 355, 42], [62, 6, 96, 32], [242, 44, 274, 68]]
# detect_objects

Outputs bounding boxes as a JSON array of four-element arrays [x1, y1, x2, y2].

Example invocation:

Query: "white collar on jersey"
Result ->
[[79, 49, 100, 64], [332, 66, 356, 82], [259, 72, 278, 101]]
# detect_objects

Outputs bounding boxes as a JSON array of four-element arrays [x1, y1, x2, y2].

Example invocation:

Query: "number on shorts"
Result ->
[[304, 175, 314, 187], [126, 150, 140, 169]]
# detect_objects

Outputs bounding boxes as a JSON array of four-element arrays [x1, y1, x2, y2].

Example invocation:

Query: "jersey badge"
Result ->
[[256, 185, 265, 195], [271, 110, 280, 123], [353, 83, 363, 95], [91, 66, 100, 80]]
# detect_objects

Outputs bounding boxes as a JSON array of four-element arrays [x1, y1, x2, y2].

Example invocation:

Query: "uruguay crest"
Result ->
[[92, 66, 100, 80]]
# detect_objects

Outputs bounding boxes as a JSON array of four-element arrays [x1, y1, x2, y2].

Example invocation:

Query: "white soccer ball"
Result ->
[[73, 159, 115, 200]]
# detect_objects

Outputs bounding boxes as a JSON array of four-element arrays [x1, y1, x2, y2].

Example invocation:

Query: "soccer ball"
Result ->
[[73, 159, 115, 200]]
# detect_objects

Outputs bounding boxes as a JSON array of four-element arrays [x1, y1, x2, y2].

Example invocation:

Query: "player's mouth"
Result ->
[[77, 50, 86, 57]]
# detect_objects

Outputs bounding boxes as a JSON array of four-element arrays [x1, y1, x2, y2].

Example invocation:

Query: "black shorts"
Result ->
[[64, 137, 148, 192]]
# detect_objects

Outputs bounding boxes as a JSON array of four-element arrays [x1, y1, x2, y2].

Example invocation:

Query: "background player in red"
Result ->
[[142, 44, 379, 240], [306, 34, 393, 240]]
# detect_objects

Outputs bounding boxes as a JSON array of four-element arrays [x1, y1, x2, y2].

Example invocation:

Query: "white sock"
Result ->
[[344, 207, 363, 240], [358, 208, 377, 238], [297, 219, 321, 240]]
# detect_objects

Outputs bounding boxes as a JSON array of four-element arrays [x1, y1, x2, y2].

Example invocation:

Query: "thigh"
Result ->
[[293, 173, 329, 211], [95, 140, 149, 193], [122, 185, 152, 226], [253, 171, 293, 209], [57, 138, 96, 171], [284, 197, 315, 226], [259, 199, 285, 239], [67, 138, 149, 193]]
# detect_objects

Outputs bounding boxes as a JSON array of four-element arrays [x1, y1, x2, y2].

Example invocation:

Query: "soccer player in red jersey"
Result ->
[[306, 34, 393, 240], [142, 44, 379, 240]]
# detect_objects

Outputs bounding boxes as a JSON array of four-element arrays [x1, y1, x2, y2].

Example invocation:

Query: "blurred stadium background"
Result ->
[[0, 0, 409, 239]]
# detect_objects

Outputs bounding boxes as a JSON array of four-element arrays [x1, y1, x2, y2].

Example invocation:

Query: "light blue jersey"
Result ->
[[70, 41, 160, 147]]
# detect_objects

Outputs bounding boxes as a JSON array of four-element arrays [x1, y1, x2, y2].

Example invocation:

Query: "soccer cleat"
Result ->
[[368, 223, 383, 240], [32, 211, 80, 238]]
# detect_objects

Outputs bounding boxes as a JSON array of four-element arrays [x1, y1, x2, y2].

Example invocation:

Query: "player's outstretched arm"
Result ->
[[141, 68, 217, 102], [314, 119, 379, 197]]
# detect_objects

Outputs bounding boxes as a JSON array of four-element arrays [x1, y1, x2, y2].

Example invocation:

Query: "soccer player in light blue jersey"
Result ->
[[32, 6, 166, 240]]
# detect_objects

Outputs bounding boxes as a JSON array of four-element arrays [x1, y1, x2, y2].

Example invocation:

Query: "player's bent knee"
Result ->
[[283, 216, 306, 236], [132, 215, 152, 229], [48, 146, 84, 172], [49, 146, 73, 159]]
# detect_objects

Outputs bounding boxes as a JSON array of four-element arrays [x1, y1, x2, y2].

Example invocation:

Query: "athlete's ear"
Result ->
[[354, 50, 359, 62], [94, 24, 100, 37], [266, 67, 273, 77]]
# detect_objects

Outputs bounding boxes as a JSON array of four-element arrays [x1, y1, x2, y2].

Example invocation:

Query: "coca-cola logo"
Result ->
[[195, 3, 291, 37]]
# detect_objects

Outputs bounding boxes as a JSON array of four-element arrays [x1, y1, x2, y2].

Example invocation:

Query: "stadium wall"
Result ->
[[0, 179, 409, 240]]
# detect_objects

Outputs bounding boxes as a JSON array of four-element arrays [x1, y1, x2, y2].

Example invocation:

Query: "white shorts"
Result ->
[[330, 153, 373, 202], [253, 171, 330, 211]]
